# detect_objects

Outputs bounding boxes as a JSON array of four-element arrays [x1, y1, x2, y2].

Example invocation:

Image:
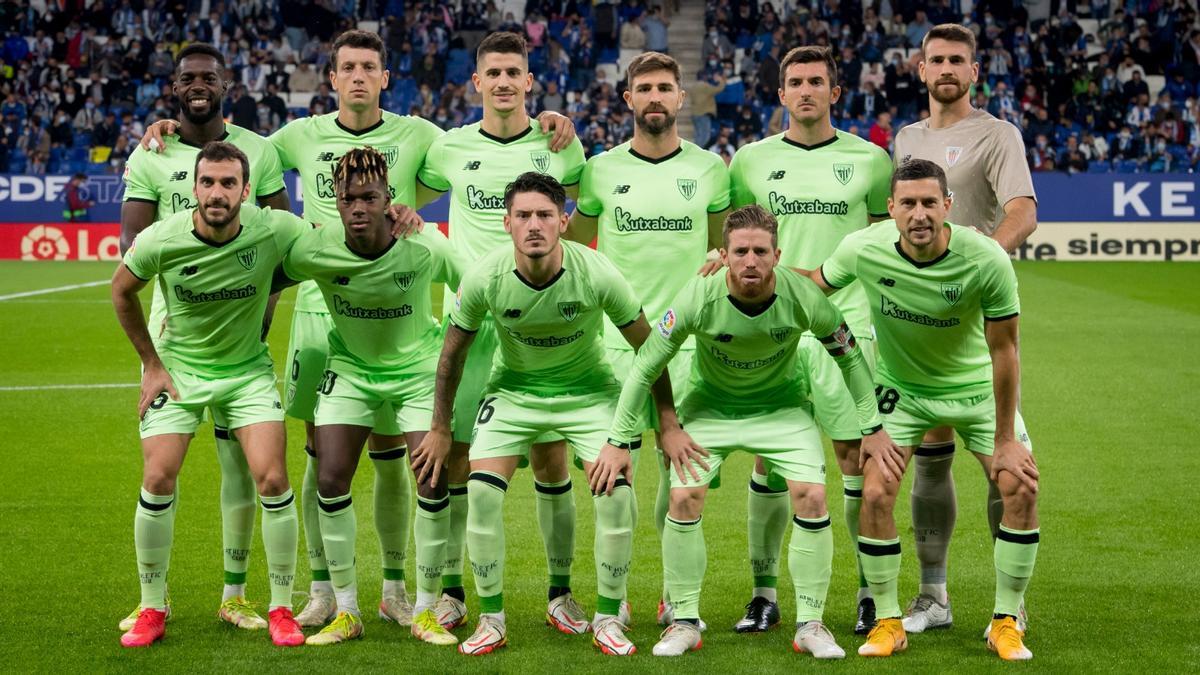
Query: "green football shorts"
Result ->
[[799, 333, 877, 442], [877, 386, 1033, 455], [314, 364, 435, 432], [285, 309, 402, 435], [469, 387, 619, 465], [670, 401, 826, 489], [139, 360, 283, 438], [606, 346, 693, 433]]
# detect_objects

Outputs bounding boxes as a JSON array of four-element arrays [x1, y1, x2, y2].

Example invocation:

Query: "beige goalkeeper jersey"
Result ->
[[894, 108, 1036, 234]]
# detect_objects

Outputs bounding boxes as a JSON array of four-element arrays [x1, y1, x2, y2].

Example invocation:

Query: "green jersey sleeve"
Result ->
[[122, 227, 161, 280], [252, 141, 286, 198], [866, 146, 893, 217], [418, 228, 465, 289], [978, 237, 1020, 319], [574, 157, 602, 217], [728, 147, 754, 208], [608, 281, 697, 441], [706, 155, 732, 213], [416, 135, 451, 192], [591, 252, 643, 329], [266, 208, 311, 252], [820, 228, 866, 289], [267, 124, 296, 171], [122, 147, 158, 202], [560, 137, 586, 186], [449, 265, 490, 332]]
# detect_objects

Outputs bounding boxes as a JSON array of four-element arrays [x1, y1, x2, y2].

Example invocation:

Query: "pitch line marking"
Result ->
[[0, 383, 138, 392], [0, 280, 109, 301]]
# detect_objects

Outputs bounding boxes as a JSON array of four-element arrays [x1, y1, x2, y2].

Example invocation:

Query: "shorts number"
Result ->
[[476, 397, 497, 425], [875, 386, 899, 414], [318, 370, 338, 396], [149, 392, 169, 410], [290, 350, 300, 382]]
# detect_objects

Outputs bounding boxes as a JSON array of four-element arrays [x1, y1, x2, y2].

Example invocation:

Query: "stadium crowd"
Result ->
[[0, 0, 1198, 176]]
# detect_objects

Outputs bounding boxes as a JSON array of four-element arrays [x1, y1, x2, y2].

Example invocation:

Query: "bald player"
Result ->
[[892, 22, 1037, 637]]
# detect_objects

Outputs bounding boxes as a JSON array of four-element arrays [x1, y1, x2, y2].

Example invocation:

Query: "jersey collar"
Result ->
[[513, 266, 566, 291], [345, 235, 398, 261], [628, 144, 683, 164], [178, 128, 231, 148], [479, 124, 534, 144], [191, 222, 243, 248], [780, 133, 839, 151], [726, 293, 777, 317], [894, 240, 952, 269], [335, 114, 386, 136]]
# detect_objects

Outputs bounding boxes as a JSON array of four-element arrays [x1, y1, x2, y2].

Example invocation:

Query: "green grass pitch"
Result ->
[[2, 260, 1196, 672]]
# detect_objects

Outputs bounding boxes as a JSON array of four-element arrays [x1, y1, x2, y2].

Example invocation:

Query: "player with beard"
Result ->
[[112, 142, 312, 648], [117, 42, 292, 634], [892, 24, 1038, 639], [567, 51, 729, 629]]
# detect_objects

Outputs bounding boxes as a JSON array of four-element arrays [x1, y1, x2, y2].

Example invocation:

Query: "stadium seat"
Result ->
[[1088, 160, 1110, 173], [1117, 159, 1140, 173]]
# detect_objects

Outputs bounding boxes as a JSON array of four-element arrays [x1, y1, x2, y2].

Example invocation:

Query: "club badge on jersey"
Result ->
[[946, 146, 965, 167]]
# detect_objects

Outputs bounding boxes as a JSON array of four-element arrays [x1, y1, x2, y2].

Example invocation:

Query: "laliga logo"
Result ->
[[21, 225, 70, 261]]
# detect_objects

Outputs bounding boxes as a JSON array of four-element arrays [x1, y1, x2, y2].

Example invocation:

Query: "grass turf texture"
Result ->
[[2, 260, 1196, 672]]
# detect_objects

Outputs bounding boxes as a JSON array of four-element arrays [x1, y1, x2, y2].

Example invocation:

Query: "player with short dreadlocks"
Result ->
[[276, 147, 466, 646]]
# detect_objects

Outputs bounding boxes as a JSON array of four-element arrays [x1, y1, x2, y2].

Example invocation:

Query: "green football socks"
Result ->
[[593, 483, 633, 614], [789, 515, 833, 622], [442, 482, 468, 595], [994, 526, 1040, 616], [317, 491, 358, 613], [858, 536, 902, 619], [535, 477, 575, 589], [663, 516, 705, 620], [301, 447, 330, 584], [214, 427, 255, 591], [842, 474, 868, 590], [414, 494, 450, 606], [369, 446, 412, 588], [747, 470, 788, 591], [467, 472, 507, 611], [260, 489, 298, 610], [134, 488, 175, 609]]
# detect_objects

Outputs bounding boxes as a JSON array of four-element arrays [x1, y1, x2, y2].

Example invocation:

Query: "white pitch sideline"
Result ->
[[0, 279, 109, 302], [0, 383, 138, 392]]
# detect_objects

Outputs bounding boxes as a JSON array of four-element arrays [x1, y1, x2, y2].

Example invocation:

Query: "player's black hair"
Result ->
[[331, 29, 387, 69], [723, 204, 779, 248], [779, 46, 838, 89], [176, 43, 226, 70], [334, 147, 390, 192], [477, 31, 528, 64], [504, 172, 566, 213], [194, 141, 249, 185], [892, 158, 949, 197]]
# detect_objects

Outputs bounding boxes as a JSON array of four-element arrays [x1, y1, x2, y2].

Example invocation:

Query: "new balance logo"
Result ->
[[316, 152, 336, 162], [170, 171, 188, 181], [463, 161, 481, 170], [180, 265, 198, 276], [879, 277, 896, 287], [503, 308, 522, 318], [333, 276, 350, 286], [715, 333, 733, 342], [768, 170, 786, 180], [612, 185, 630, 194]]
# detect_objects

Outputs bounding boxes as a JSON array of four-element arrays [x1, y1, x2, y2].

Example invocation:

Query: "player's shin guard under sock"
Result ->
[[987, 480, 1005, 540], [593, 482, 633, 613], [414, 495, 450, 606], [318, 492, 358, 612], [994, 526, 1040, 616], [911, 443, 956, 588], [858, 536, 902, 619], [747, 471, 789, 593], [214, 426, 255, 592], [790, 516, 833, 623], [301, 447, 330, 586], [842, 475, 868, 591], [663, 516, 705, 620], [466, 472, 507, 608], [134, 489, 175, 609], [442, 483, 468, 595], [370, 447, 412, 587], [260, 489, 298, 609], [535, 478, 575, 590]]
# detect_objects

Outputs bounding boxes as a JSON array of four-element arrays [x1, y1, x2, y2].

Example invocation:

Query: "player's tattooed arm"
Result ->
[[992, 196, 1038, 253], [411, 323, 476, 485], [985, 315, 1038, 491], [565, 209, 598, 245], [535, 110, 577, 153], [111, 264, 178, 418], [119, 200, 158, 255]]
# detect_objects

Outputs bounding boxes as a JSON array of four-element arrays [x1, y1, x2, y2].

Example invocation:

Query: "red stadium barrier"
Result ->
[[0, 223, 122, 261]]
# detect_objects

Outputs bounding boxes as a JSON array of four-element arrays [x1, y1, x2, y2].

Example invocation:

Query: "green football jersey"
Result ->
[[270, 111, 444, 312], [283, 227, 464, 375], [123, 124, 288, 333], [123, 204, 310, 375], [729, 130, 892, 335], [450, 240, 642, 397], [575, 140, 730, 351], [609, 267, 880, 439], [820, 221, 1020, 399], [417, 119, 586, 265]]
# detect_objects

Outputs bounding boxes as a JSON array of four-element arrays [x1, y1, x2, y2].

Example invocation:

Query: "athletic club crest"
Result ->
[[677, 178, 697, 200], [558, 301, 580, 322], [833, 163, 853, 186], [378, 145, 400, 168], [235, 245, 258, 270], [530, 151, 551, 173], [770, 327, 791, 344], [393, 271, 416, 292], [940, 282, 962, 306], [945, 146, 964, 167]]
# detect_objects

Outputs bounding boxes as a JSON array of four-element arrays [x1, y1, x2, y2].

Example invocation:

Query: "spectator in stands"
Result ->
[[701, 24, 734, 65], [869, 111, 892, 151], [1029, 134, 1054, 172], [540, 80, 564, 113], [690, 71, 724, 148], [310, 82, 336, 116], [620, 13, 645, 52], [1127, 94, 1152, 127], [73, 96, 102, 131], [231, 84, 257, 129], [291, 62, 320, 93], [108, 134, 132, 174], [849, 80, 886, 122], [19, 115, 50, 174], [147, 42, 174, 79], [642, 7, 670, 54], [734, 104, 761, 144], [906, 10, 934, 48], [708, 127, 736, 160], [262, 82, 289, 126], [1114, 125, 1142, 160], [91, 110, 118, 149], [1184, 30, 1200, 78], [50, 110, 73, 148]]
